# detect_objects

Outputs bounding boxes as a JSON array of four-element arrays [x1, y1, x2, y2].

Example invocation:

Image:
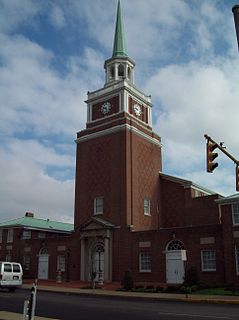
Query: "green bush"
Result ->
[[122, 270, 134, 291], [184, 266, 199, 286]]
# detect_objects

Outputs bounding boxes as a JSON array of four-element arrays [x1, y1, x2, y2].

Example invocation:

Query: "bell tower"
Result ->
[[74, 0, 162, 233]]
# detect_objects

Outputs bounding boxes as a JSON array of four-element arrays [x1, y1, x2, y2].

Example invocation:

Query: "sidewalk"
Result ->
[[21, 279, 239, 305]]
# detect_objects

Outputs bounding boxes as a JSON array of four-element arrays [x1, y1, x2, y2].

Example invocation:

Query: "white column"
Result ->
[[80, 238, 85, 281], [104, 237, 110, 282]]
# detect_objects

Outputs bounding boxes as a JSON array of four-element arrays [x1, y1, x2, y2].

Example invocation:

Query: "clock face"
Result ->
[[101, 101, 111, 115], [133, 104, 142, 117]]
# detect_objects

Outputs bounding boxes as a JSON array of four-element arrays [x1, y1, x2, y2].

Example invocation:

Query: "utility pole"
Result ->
[[204, 134, 239, 191], [232, 5, 239, 50]]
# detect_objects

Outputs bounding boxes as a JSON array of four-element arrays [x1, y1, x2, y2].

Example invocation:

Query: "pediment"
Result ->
[[80, 217, 115, 231]]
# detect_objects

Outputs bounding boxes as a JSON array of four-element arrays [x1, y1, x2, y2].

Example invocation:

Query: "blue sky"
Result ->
[[0, 0, 239, 223]]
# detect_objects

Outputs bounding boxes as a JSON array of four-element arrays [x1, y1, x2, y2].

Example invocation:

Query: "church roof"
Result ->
[[216, 193, 239, 204], [0, 215, 73, 233], [161, 173, 218, 195], [112, 0, 127, 58]]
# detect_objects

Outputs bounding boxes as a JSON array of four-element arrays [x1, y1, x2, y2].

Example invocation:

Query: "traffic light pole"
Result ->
[[204, 134, 239, 166], [204, 134, 239, 191]]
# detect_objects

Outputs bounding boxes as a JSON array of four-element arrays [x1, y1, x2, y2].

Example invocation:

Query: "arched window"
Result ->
[[109, 65, 115, 79], [118, 64, 124, 77], [166, 239, 184, 251], [39, 247, 49, 255]]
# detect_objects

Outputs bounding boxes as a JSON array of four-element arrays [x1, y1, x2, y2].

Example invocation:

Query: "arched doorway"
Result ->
[[165, 239, 186, 284], [38, 248, 49, 280], [90, 242, 104, 282]]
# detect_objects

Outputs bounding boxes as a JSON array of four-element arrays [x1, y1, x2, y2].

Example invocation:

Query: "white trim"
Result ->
[[76, 123, 161, 147]]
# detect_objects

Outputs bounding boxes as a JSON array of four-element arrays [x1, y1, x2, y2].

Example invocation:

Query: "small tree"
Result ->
[[122, 270, 134, 291], [184, 266, 199, 286]]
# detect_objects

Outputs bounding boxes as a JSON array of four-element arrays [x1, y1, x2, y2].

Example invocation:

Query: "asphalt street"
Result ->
[[0, 289, 238, 320]]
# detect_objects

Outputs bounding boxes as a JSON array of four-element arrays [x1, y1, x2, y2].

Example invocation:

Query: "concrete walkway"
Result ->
[[21, 280, 239, 304]]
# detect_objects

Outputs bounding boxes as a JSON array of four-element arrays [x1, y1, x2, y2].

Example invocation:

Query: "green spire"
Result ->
[[112, 0, 127, 58]]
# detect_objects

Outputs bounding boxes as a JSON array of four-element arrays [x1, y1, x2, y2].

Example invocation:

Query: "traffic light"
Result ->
[[206, 140, 218, 173], [236, 165, 239, 192]]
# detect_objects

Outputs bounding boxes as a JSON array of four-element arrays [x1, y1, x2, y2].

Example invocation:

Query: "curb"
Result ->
[[21, 285, 239, 305]]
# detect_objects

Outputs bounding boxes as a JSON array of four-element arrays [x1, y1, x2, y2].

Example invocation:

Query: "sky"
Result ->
[[0, 0, 239, 224]]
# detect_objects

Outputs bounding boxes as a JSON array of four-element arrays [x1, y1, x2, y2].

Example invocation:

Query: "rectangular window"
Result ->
[[6, 254, 12, 262], [22, 230, 31, 240], [23, 256, 30, 271], [235, 246, 239, 275], [57, 255, 65, 272], [7, 229, 13, 243], [94, 197, 103, 215], [144, 199, 150, 215], [201, 250, 216, 271], [232, 204, 239, 225], [38, 232, 46, 239], [139, 252, 151, 272], [0, 229, 2, 243]]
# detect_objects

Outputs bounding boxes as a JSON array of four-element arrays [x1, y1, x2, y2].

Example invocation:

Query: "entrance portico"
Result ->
[[80, 217, 114, 282]]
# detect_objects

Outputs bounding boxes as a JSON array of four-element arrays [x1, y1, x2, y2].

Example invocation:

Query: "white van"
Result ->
[[0, 262, 23, 292]]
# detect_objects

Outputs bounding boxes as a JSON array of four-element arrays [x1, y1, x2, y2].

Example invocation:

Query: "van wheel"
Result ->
[[9, 287, 16, 292]]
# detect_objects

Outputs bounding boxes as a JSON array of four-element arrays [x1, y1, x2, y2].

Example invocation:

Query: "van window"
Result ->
[[4, 263, 12, 272], [13, 264, 21, 272]]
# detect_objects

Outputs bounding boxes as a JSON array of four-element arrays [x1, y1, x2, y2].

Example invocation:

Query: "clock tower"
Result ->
[[74, 1, 162, 282]]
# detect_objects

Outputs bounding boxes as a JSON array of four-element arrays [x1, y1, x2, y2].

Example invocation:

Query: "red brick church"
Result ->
[[1, 1, 239, 287]]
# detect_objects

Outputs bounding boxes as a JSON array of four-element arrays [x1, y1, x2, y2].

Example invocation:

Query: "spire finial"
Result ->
[[112, 0, 127, 58]]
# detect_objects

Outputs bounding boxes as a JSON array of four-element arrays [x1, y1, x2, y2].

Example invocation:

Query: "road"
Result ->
[[0, 289, 238, 319]]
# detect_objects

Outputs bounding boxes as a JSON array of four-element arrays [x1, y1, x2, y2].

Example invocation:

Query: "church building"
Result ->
[[1, 1, 239, 287]]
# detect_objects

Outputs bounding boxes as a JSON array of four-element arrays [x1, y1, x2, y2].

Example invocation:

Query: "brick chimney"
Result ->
[[25, 212, 34, 218]]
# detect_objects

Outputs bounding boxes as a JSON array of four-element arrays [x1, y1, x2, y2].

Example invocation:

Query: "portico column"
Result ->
[[104, 236, 110, 282], [80, 238, 85, 281]]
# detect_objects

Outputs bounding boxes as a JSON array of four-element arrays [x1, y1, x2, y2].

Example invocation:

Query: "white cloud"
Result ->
[[0, 141, 74, 223], [49, 5, 66, 29]]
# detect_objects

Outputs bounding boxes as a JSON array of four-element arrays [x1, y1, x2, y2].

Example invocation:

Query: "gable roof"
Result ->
[[216, 193, 239, 205], [161, 173, 219, 196], [0, 215, 74, 233]]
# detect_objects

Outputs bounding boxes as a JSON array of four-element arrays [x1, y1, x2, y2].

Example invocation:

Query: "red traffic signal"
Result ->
[[206, 141, 218, 173], [236, 166, 239, 192]]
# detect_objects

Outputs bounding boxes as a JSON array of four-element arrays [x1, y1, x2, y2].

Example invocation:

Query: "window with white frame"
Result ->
[[0, 229, 2, 243], [144, 199, 150, 216], [22, 230, 31, 239], [57, 255, 65, 272], [38, 232, 46, 239], [6, 254, 12, 262], [235, 246, 239, 275], [232, 204, 239, 225], [23, 255, 30, 271], [201, 250, 216, 271], [94, 197, 103, 215], [139, 252, 151, 272], [7, 229, 13, 243]]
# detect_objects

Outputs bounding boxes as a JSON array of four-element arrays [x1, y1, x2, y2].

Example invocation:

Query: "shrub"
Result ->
[[184, 266, 199, 286], [122, 270, 134, 291]]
